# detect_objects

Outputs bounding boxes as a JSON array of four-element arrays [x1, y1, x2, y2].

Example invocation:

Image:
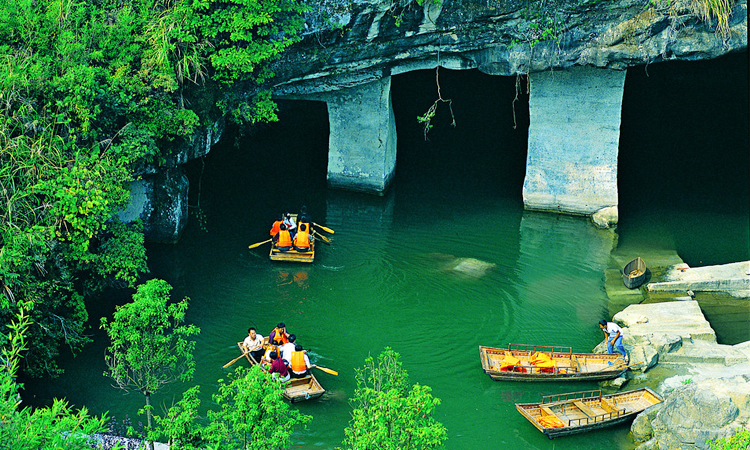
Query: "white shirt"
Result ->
[[605, 322, 623, 338], [242, 333, 264, 351], [281, 342, 296, 364]]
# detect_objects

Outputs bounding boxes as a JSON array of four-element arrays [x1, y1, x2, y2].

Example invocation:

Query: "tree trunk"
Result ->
[[146, 393, 155, 450]]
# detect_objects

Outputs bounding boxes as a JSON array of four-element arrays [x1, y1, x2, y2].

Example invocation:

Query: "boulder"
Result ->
[[632, 402, 663, 444], [591, 206, 619, 229]]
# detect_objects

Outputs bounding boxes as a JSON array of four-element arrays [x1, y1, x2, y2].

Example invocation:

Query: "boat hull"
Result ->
[[479, 344, 627, 381], [622, 257, 647, 289], [283, 374, 326, 403]]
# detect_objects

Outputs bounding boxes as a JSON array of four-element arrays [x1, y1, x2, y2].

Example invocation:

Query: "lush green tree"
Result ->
[[101, 278, 200, 450], [151, 365, 311, 450], [342, 347, 447, 450], [709, 428, 750, 450], [0, 302, 119, 450], [0, 0, 308, 378]]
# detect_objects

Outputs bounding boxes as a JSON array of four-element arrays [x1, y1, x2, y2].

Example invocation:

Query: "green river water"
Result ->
[[24, 54, 748, 449]]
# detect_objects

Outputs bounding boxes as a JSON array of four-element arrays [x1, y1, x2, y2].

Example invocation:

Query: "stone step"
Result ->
[[661, 341, 749, 366]]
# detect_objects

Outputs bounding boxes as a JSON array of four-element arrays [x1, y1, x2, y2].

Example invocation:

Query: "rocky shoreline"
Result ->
[[596, 258, 750, 450]]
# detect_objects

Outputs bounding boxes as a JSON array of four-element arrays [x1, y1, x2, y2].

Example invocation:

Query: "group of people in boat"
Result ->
[[241, 322, 312, 382], [270, 206, 313, 253]]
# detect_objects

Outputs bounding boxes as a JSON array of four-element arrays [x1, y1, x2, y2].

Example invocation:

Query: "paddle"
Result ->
[[248, 238, 272, 249], [313, 223, 335, 234], [313, 231, 331, 244], [312, 365, 338, 376], [223, 352, 249, 369]]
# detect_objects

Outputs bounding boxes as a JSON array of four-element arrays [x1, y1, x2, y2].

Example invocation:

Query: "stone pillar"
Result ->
[[523, 67, 626, 219], [323, 77, 397, 195]]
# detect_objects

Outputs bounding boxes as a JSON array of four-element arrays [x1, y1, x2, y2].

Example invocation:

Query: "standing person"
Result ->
[[599, 319, 628, 362], [241, 327, 265, 363], [293, 223, 311, 252], [268, 351, 290, 382], [289, 344, 312, 378], [298, 206, 312, 228], [268, 323, 289, 346], [281, 334, 297, 366]]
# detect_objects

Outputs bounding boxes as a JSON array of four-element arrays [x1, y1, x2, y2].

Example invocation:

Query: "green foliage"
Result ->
[[646, 0, 736, 38], [708, 428, 750, 450], [342, 347, 447, 450], [152, 366, 311, 450], [0, 302, 119, 450], [101, 278, 200, 449]]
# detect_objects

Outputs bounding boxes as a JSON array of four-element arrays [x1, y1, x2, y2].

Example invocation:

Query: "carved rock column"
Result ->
[[523, 67, 626, 220]]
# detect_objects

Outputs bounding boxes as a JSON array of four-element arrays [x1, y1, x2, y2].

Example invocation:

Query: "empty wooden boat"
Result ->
[[283, 374, 326, 403], [479, 344, 628, 381], [516, 387, 663, 439], [622, 257, 647, 289]]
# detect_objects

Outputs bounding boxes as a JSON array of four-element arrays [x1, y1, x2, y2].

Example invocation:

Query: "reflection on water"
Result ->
[[23, 55, 748, 450]]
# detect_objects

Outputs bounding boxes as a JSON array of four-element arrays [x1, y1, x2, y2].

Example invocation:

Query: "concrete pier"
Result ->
[[523, 66, 626, 217]]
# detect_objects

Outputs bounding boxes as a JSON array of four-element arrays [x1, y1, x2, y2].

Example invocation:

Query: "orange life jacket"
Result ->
[[269, 328, 288, 345], [293, 229, 310, 248], [276, 230, 292, 247], [270, 220, 282, 236], [291, 350, 307, 372]]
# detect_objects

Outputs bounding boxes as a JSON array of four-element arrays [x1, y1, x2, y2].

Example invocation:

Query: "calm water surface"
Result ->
[[26, 55, 748, 449]]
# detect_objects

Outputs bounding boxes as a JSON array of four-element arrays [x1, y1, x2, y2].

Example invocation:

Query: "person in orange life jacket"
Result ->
[[241, 327, 265, 363], [268, 350, 290, 382], [283, 213, 297, 237], [268, 323, 289, 346], [290, 344, 312, 378], [273, 224, 292, 251], [293, 223, 311, 252], [280, 334, 297, 366], [270, 213, 284, 237]]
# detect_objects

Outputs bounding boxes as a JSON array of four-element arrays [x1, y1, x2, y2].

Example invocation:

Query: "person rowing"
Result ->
[[241, 327, 265, 363]]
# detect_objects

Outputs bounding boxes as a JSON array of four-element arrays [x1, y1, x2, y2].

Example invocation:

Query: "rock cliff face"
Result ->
[[273, 0, 747, 95]]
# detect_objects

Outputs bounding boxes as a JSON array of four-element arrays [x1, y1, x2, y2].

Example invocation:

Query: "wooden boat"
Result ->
[[622, 257, 647, 289], [479, 344, 628, 381], [270, 214, 315, 263], [515, 387, 663, 439], [235, 342, 325, 403], [283, 374, 326, 403]]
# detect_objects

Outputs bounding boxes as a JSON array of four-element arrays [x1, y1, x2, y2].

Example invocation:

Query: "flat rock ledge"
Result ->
[[594, 300, 750, 450], [646, 261, 750, 299]]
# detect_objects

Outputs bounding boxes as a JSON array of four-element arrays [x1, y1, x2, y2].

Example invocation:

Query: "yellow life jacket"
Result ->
[[291, 350, 307, 372]]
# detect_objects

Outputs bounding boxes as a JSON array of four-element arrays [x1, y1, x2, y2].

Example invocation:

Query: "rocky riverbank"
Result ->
[[595, 299, 750, 449]]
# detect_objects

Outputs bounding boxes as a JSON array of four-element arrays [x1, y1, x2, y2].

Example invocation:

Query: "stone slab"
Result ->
[[614, 300, 716, 342]]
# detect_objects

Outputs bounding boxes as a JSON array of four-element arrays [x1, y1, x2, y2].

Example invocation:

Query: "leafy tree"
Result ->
[[101, 278, 200, 450], [709, 428, 750, 450], [0, 302, 119, 450], [342, 347, 447, 450], [151, 365, 311, 450]]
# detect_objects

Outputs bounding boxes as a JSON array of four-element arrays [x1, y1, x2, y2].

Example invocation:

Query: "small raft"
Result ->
[[270, 214, 315, 263], [515, 387, 663, 439], [479, 344, 628, 381], [622, 257, 647, 289], [235, 342, 325, 403]]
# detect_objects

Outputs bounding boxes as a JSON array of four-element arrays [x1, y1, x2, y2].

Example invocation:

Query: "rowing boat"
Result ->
[[622, 257, 647, 289], [516, 387, 663, 439], [283, 374, 326, 403], [479, 344, 628, 381], [270, 214, 315, 263], [235, 342, 325, 402]]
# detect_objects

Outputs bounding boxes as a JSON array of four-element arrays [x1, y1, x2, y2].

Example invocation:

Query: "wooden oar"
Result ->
[[312, 365, 338, 376], [223, 352, 249, 368], [313, 223, 335, 234], [248, 238, 272, 249], [313, 231, 331, 244]]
